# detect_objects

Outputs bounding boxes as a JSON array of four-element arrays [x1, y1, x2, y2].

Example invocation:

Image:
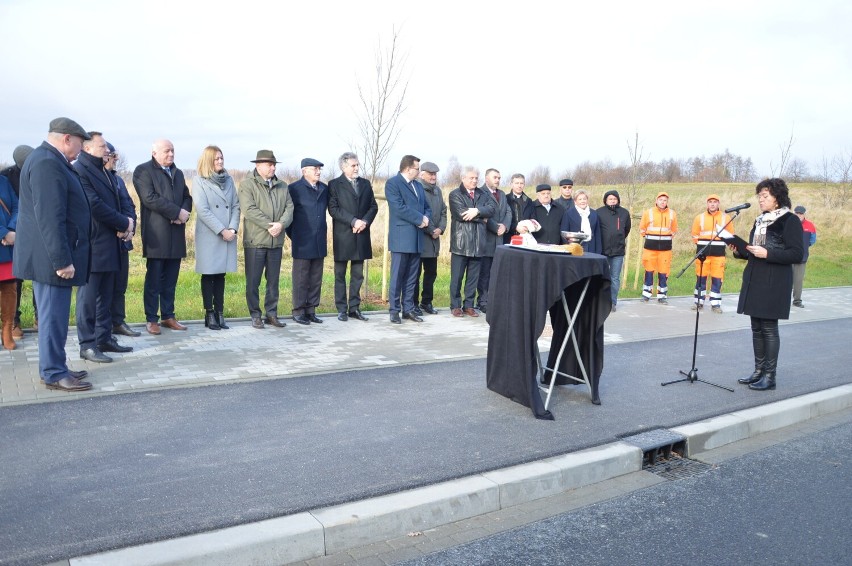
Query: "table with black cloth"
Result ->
[[486, 245, 611, 420]]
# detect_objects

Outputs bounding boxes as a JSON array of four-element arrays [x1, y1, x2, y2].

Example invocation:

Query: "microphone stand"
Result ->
[[661, 210, 742, 391]]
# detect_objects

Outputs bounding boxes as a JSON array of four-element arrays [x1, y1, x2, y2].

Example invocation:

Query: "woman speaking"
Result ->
[[735, 178, 803, 391]]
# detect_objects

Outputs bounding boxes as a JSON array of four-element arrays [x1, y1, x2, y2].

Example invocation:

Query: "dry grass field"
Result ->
[[13, 180, 850, 325]]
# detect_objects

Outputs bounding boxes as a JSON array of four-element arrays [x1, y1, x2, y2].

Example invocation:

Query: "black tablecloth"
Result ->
[[486, 246, 611, 419]]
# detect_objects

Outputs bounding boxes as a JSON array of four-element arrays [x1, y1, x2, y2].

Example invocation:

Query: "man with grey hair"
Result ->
[[14, 118, 92, 391], [133, 139, 192, 335], [448, 166, 495, 317], [328, 152, 378, 321], [476, 168, 511, 313], [415, 161, 447, 315]]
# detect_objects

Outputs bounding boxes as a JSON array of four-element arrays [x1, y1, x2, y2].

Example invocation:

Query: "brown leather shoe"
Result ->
[[45, 376, 92, 392], [161, 318, 187, 331], [146, 321, 161, 335], [463, 308, 479, 317], [451, 308, 464, 317], [12, 324, 23, 339], [265, 316, 286, 328]]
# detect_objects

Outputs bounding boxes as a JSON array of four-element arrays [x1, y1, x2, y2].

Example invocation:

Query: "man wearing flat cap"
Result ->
[[1, 144, 37, 338], [238, 150, 294, 329], [133, 139, 192, 334], [639, 191, 678, 304], [691, 194, 733, 313], [554, 178, 575, 210], [286, 158, 329, 325], [415, 161, 447, 315], [13, 118, 93, 391], [520, 184, 565, 245], [327, 152, 378, 321]]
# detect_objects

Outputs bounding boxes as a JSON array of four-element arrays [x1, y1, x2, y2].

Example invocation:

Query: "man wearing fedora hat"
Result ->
[[286, 158, 329, 325], [238, 150, 294, 329], [13, 118, 93, 391]]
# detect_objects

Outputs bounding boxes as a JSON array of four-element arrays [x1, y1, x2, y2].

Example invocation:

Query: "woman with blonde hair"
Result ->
[[192, 146, 240, 329]]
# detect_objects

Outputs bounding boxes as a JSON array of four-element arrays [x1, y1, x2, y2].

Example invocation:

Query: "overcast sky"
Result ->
[[1, 0, 849, 181]]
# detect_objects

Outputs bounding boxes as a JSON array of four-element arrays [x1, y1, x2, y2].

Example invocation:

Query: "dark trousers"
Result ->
[[33, 282, 71, 382], [292, 257, 324, 316], [245, 247, 282, 319], [144, 258, 181, 322], [416, 257, 438, 306], [389, 251, 420, 314], [201, 273, 226, 312], [111, 251, 130, 326], [334, 260, 364, 313], [76, 271, 115, 350], [450, 253, 480, 309], [476, 255, 494, 309], [14, 279, 37, 325]]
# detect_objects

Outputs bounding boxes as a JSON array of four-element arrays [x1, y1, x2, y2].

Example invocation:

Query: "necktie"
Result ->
[[351, 178, 359, 196], [493, 190, 500, 201], [409, 182, 418, 197], [469, 191, 474, 201], [267, 179, 273, 189]]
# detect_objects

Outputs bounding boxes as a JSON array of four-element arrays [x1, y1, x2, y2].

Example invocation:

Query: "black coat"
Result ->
[[287, 177, 329, 259], [133, 158, 191, 259], [13, 141, 91, 287], [561, 206, 602, 254], [504, 191, 531, 243], [736, 211, 804, 320], [328, 175, 378, 261], [523, 200, 565, 245], [74, 151, 127, 272], [0, 165, 21, 195], [449, 185, 495, 257], [596, 203, 631, 257], [112, 170, 137, 252]]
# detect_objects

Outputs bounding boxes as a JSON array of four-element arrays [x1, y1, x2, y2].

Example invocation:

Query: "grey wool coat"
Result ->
[[192, 173, 240, 274]]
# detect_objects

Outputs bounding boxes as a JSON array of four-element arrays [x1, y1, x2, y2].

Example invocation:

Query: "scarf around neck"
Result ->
[[576, 205, 592, 238], [752, 207, 789, 246], [209, 170, 230, 188]]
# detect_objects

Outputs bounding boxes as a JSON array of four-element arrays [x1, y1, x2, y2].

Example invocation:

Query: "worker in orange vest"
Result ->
[[691, 194, 733, 313], [639, 192, 678, 304]]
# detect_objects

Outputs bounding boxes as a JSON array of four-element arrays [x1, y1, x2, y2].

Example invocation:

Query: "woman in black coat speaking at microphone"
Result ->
[[734, 178, 803, 391]]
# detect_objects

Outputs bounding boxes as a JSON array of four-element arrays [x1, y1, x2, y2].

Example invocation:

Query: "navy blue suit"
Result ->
[[560, 206, 603, 254], [14, 141, 91, 382], [286, 177, 329, 316], [74, 151, 128, 350], [385, 173, 431, 314], [111, 170, 137, 326]]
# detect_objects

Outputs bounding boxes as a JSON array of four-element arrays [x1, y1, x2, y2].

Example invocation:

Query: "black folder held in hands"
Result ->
[[722, 234, 750, 257]]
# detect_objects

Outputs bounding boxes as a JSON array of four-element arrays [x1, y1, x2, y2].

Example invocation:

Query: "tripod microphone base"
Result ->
[[661, 368, 735, 392]]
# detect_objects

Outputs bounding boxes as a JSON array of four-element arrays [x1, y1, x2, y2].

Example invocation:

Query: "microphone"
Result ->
[[724, 202, 751, 213]]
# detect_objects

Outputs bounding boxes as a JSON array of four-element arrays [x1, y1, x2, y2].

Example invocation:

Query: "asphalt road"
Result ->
[[0, 319, 849, 565], [402, 415, 852, 566]]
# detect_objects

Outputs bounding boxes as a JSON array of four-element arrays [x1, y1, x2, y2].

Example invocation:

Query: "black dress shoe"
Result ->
[[265, 316, 286, 328], [337, 312, 348, 321], [390, 312, 402, 324], [46, 376, 92, 392], [68, 369, 88, 379], [413, 306, 424, 317], [349, 309, 368, 321], [252, 318, 265, 329], [420, 304, 438, 315], [293, 315, 311, 325], [403, 312, 424, 322], [80, 348, 113, 363], [307, 314, 323, 324], [98, 339, 133, 353], [112, 323, 141, 337]]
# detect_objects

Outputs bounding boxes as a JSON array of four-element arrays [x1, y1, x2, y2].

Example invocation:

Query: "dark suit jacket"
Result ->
[[286, 177, 329, 260], [385, 173, 431, 254], [75, 151, 128, 272], [112, 170, 137, 252], [561, 206, 602, 254], [133, 158, 191, 259], [13, 141, 91, 286], [328, 174, 378, 262]]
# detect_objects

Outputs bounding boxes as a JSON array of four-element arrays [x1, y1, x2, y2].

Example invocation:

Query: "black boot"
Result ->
[[205, 310, 221, 330], [750, 321, 778, 391], [215, 312, 229, 329], [739, 325, 765, 384]]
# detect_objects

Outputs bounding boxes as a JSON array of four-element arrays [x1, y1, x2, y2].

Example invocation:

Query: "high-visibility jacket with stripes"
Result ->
[[691, 210, 733, 257], [639, 206, 678, 251]]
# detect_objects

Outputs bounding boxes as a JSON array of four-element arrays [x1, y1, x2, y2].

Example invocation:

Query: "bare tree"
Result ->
[[769, 128, 795, 178], [442, 155, 461, 187], [625, 130, 648, 212], [527, 165, 551, 186], [356, 27, 409, 186]]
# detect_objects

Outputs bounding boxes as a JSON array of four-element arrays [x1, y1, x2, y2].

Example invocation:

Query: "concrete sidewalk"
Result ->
[[1, 288, 848, 406], [0, 288, 849, 566]]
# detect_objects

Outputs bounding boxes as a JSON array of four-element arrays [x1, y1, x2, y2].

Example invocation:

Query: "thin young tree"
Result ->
[[357, 27, 409, 186], [626, 131, 648, 290]]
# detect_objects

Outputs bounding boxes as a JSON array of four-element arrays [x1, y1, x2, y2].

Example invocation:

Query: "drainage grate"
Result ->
[[644, 453, 716, 481]]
